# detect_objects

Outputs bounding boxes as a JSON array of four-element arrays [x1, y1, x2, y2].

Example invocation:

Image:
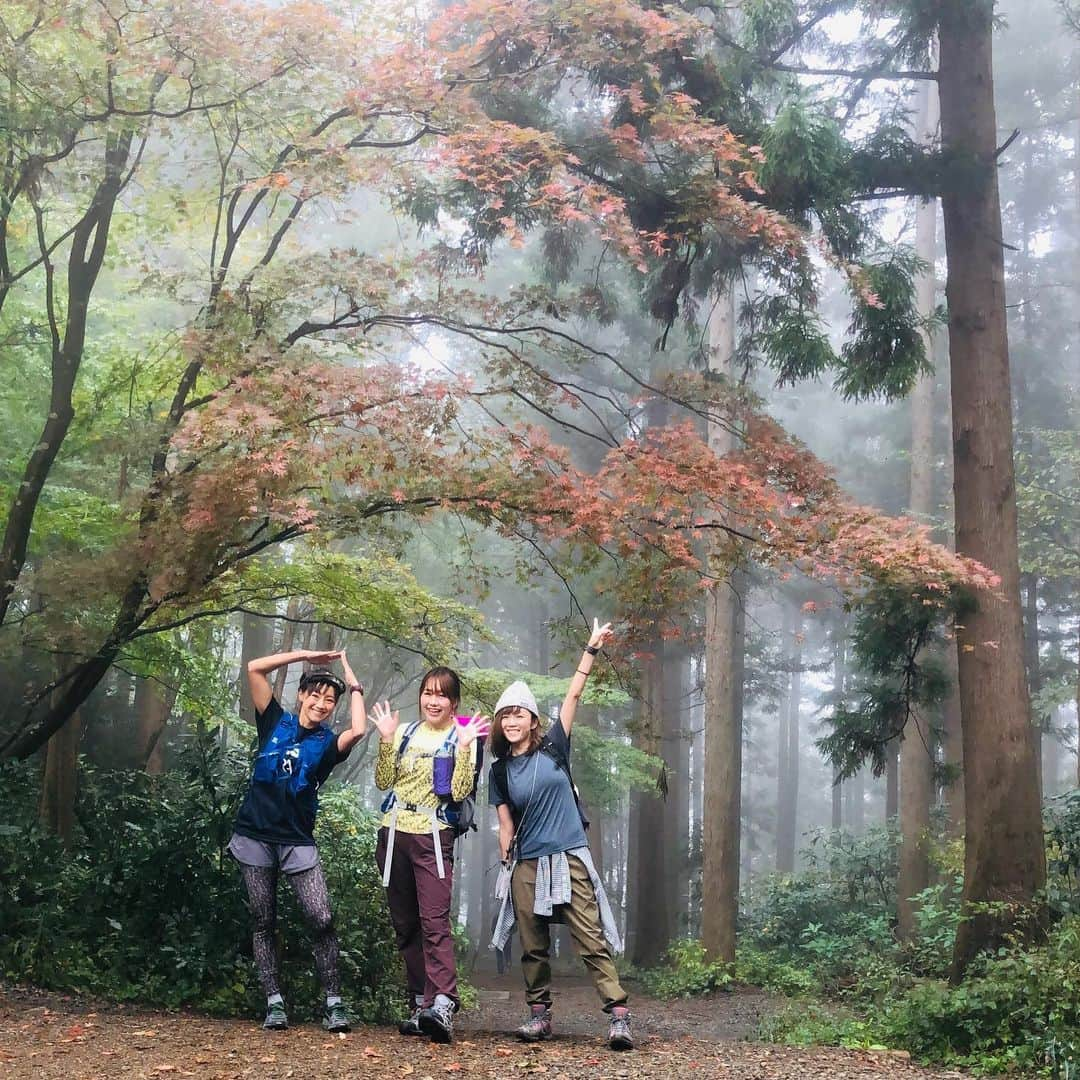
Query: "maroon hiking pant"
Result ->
[[376, 826, 458, 1007]]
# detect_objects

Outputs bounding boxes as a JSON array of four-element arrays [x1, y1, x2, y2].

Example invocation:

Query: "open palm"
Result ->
[[456, 713, 490, 750], [372, 701, 400, 742]]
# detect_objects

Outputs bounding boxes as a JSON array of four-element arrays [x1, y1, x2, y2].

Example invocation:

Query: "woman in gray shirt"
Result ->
[[488, 619, 633, 1051]]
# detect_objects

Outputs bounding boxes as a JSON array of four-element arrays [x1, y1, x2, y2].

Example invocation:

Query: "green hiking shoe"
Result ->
[[323, 1001, 351, 1033], [263, 1000, 288, 1030]]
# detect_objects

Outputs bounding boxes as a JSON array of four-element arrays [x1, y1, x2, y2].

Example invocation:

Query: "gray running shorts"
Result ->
[[227, 833, 320, 875]]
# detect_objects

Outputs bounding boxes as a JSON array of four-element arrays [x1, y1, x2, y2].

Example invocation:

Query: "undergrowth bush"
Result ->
[[0, 732, 401, 1021], [643, 808, 1080, 1075]]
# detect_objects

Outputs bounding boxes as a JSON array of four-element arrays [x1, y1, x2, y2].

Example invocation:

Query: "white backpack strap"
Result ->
[[382, 805, 399, 887]]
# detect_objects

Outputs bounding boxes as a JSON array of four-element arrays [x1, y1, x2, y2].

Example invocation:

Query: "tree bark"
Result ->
[[1022, 573, 1043, 797], [701, 283, 744, 962], [39, 708, 83, 848], [899, 80, 939, 938], [134, 675, 177, 774], [941, 640, 965, 835], [271, 597, 303, 700], [627, 642, 670, 966], [662, 644, 690, 934], [240, 611, 276, 720], [831, 620, 848, 831], [775, 605, 801, 874], [937, 0, 1047, 978], [0, 132, 136, 626], [885, 744, 899, 821]]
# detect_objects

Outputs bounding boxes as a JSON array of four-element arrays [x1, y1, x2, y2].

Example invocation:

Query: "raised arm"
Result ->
[[246, 648, 343, 714], [372, 701, 402, 791], [558, 619, 614, 739], [336, 653, 368, 755]]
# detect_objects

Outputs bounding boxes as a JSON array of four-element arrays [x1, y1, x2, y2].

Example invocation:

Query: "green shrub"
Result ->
[[732, 944, 818, 996], [760, 917, 1080, 1075], [0, 733, 402, 1021], [1046, 790, 1080, 916], [640, 939, 733, 998]]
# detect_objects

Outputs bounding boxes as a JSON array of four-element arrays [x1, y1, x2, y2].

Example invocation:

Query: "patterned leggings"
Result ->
[[239, 862, 341, 997]]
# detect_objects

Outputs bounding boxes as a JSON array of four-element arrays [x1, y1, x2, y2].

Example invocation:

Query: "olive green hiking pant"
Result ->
[[511, 853, 628, 1012]]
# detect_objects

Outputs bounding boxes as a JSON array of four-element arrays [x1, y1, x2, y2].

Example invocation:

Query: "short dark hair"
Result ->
[[419, 666, 461, 707], [299, 669, 346, 701]]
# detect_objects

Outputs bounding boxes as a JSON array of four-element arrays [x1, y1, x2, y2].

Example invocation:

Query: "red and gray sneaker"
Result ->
[[516, 1004, 553, 1042], [607, 1006, 633, 1051]]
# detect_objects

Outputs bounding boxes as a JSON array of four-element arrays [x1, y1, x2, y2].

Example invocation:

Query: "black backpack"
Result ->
[[490, 733, 590, 832]]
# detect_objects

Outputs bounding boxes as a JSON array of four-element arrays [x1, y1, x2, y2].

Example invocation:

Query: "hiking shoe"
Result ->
[[418, 1000, 454, 1043], [262, 1001, 288, 1030], [323, 1001, 351, 1033], [516, 1004, 553, 1042], [398, 1006, 424, 1036], [607, 1007, 633, 1051]]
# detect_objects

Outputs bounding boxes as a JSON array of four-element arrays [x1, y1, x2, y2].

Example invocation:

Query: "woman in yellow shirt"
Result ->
[[372, 667, 488, 1043]]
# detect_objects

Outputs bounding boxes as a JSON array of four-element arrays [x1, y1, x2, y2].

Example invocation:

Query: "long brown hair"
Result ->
[[490, 707, 543, 759]]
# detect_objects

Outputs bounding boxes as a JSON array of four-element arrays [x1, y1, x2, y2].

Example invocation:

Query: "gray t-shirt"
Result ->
[[488, 720, 587, 860]]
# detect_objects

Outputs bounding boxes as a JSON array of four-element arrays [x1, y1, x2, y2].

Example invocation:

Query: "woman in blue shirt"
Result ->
[[229, 647, 367, 1033], [488, 620, 633, 1051]]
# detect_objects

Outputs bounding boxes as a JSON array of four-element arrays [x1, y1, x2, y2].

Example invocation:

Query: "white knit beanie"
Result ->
[[494, 679, 539, 718]]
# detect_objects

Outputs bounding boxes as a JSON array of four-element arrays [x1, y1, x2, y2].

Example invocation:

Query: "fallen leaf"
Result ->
[[131, 1029, 158, 1037], [495, 1048, 514, 1057]]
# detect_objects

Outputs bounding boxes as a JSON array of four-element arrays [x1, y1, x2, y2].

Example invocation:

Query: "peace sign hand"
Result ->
[[455, 713, 490, 750], [588, 619, 614, 651], [372, 700, 400, 743]]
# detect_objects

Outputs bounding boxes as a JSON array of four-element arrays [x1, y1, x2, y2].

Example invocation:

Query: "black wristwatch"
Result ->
[[349, 683, 364, 695]]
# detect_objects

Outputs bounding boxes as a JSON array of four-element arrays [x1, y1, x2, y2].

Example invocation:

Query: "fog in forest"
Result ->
[[0, 0, 1077, 1071]]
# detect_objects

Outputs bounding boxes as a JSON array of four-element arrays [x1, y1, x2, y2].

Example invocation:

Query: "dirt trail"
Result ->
[[1, 983, 966, 1080]]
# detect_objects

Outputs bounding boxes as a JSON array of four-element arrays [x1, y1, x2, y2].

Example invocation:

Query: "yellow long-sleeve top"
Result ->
[[375, 721, 476, 834]]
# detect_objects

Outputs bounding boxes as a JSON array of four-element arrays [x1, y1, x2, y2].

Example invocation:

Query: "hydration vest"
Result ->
[[379, 721, 483, 835], [252, 711, 334, 796]]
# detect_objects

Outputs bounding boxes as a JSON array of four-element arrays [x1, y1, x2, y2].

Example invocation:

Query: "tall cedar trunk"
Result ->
[[1022, 574, 1043, 796], [689, 664, 705, 935], [661, 647, 688, 933], [272, 597, 303, 700], [577, 702, 605, 878], [831, 620, 848, 831], [240, 611, 275, 720], [627, 643, 670, 966], [885, 746, 899, 821], [39, 708, 83, 848], [899, 84, 939, 936], [849, 768, 866, 834], [775, 605, 800, 873], [135, 675, 177, 774], [701, 283, 744, 961], [1043, 708, 1060, 798], [938, 0, 1047, 978], [941, 640, 965, 835]]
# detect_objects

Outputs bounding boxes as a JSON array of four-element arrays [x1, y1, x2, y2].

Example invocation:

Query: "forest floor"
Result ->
[[0, 977, 969, 1080]]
